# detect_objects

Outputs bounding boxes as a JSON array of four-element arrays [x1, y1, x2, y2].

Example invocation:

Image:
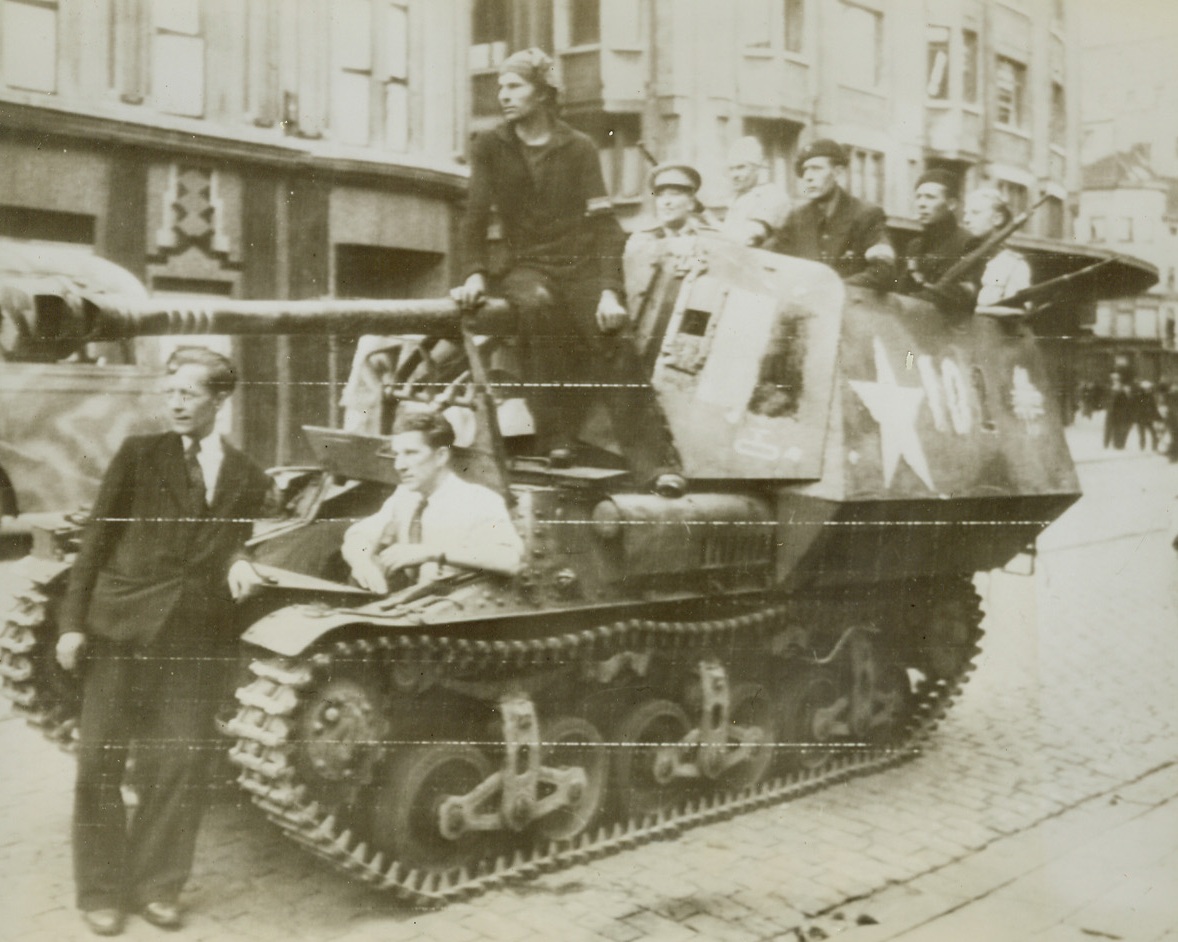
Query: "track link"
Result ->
[[227, 581, 983, 907], [0, 562, 80, 749]]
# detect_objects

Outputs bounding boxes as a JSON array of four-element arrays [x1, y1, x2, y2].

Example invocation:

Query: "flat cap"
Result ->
[[650, 163, 702, 193], [915, 168, 960, 197], [794, 139, 848, 175]]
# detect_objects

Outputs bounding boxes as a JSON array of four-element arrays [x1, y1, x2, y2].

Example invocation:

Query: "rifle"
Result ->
[[932, 192, 1051, 292], [993, 256, 1117, 309]]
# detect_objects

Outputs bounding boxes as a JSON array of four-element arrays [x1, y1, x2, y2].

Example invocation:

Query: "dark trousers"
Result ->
[[73, 632, 226, 911], [498, 264, 680, 483]]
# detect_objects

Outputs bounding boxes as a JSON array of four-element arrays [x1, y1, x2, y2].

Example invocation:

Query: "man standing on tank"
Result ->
[[898, 169, 980, 314], [451, 48, 682, 494], [763, 138, 895, 288], [54, 348, 274, 936]]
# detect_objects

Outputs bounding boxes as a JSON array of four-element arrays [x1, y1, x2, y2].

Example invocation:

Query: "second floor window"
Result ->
[[153, 0, 205, 117], [470, 0, 509, 118], [926, 26, 949, 99], [962, 30, 978, 104], [2, 0, 57, 93], [839, 2, 882, 90], [740, 0, 805, 55], [1050, 81, 1066, 147], [331, 0, 409, 149], [995, 56, 1027, 129], [569, 0, 600, 47]]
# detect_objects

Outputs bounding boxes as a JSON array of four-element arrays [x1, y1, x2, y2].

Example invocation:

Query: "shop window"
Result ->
[[995, 56, 1027, 129], [2, 0, 57, 93], [848, 148, 885, 206], [839, 2, 882, 89], [926, 26, 949, 100], [997, 180, 1028, 217], [152, 0, 205, 117], [1114, 217, 1133, 243], [1089, 216, 1105, 243], [1043, 195, 1064, 240]]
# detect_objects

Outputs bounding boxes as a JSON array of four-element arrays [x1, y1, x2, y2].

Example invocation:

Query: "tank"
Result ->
[[0, 235, 1146, 904]]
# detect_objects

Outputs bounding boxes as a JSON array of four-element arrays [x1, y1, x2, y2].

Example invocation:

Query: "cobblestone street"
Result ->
[[3, 418, 1177, 942]]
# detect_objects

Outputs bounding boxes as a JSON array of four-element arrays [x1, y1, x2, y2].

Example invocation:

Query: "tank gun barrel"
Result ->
[[4, 287, 513, 358]]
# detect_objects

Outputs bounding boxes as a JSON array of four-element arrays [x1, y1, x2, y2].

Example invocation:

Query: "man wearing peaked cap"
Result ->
[[451, 47, 683, 494], [898, 168, 980, 314], [627, 163, 715, 255], [765, 137, 895, 288]]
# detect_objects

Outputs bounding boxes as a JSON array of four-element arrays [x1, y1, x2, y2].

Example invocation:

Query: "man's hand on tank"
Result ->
[[451, 273, 487, 311], [595, 290, 629, 333], [351, 561, 390, 595], [377, 543, 435, 573], [228, 559, 272, 601], [56, 632, 86, 671]]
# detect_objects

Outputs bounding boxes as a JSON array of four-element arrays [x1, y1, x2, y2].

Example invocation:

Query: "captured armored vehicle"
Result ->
[[0, 235, 1155, 904]]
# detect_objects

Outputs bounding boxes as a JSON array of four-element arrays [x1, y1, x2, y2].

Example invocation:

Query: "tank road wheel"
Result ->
[[717, 682, 775, 790], [371, 745, 493, 873], [611, 699, 690, 819], [297, 675, 386, 804], [776, 669, 847, 774], [531, 716, 608, 842]]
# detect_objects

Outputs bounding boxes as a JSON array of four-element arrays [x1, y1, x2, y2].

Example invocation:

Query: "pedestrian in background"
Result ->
[[1103, 371, 1132, 450], [55, 348, 274, 936]]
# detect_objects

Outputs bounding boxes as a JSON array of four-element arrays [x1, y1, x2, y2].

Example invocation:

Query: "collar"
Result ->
[[807, 185, 846, 220], [184, 432, 224, 463], [921, 214, 961, 239], [494, 117, 576, 150]]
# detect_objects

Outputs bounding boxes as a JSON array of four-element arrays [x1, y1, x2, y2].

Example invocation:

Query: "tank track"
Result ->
[[0, 563, 80, 749], [227, 579, 983, 907]]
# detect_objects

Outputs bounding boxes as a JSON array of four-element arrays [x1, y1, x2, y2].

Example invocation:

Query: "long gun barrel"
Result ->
[[2, 286, 513, 359], [932, 192, 1051, 292]]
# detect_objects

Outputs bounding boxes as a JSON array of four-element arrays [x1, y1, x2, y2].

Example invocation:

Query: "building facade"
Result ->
[[0, 0, 471, 464], [468, 0, 1079, 239], [1075, 146, 1178, 386], [1, 0, 1095, 470]]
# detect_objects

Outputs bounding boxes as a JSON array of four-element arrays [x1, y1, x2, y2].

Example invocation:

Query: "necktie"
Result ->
[[184, 437, 207, 509], [405, 497, 427, 582]]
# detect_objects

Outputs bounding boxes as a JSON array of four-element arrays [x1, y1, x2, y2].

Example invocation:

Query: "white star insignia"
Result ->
[[848, 337, 934, 491]]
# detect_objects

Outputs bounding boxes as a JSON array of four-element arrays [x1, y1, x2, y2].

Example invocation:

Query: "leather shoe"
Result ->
[[140, 900, 182, 931], [82, 909, 125, 936]]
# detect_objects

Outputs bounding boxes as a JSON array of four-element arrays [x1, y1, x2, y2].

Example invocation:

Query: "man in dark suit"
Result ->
[[765, 138, 896, 289], [55, 347, 272, 936]]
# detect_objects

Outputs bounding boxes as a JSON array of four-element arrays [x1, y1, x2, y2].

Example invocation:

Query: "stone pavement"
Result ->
[[1, 420, 1176, 941]]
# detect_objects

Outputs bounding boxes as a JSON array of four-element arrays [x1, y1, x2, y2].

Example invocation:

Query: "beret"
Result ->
[[915, 168, 960, 197], [794, 139, 848, 175], [650, 163, 702, 194]]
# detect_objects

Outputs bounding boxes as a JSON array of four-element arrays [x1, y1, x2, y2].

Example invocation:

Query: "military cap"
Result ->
[[499, 47, 559, 93], [794, 139, 849, 175], [650, 163, 702, 194], [915, 168, 960, 198]]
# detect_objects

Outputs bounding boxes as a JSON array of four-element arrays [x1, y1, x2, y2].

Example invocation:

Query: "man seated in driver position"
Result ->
[[342, 411, 524, 595]]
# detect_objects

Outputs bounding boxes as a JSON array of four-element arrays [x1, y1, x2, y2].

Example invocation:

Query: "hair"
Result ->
[[165, 346, 237, 397], [967, 187, 1014, 228], [392, 410, 456, 450]]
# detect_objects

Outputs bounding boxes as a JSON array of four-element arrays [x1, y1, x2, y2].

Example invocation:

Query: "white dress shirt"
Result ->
[[342, 472, 523, 584]]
